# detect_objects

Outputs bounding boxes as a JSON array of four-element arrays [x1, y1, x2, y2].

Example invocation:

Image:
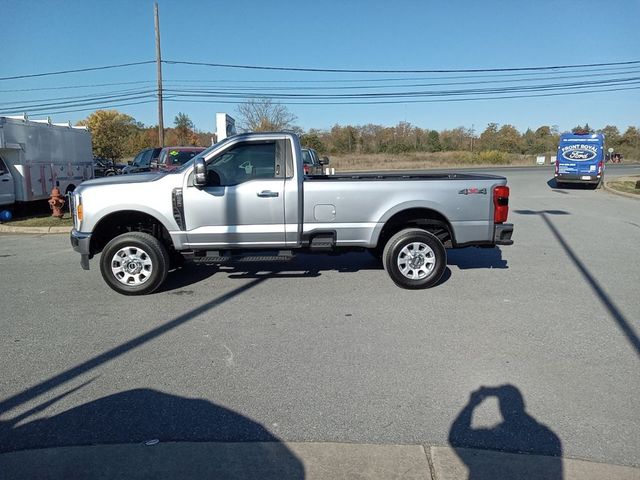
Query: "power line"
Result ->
[[4, 74, 636, 114], [0, 61, 155, 81], [0, 87, 155, 107], [163, 68, 640, 92], [163, 59, 640, 74], [162, 64, 640, 84], [162, 76, 640, 100], [4, 99, 159, 117], [0, 92, 156, 115], [166, 85, 640, 106], [0, 80, 154, 93]]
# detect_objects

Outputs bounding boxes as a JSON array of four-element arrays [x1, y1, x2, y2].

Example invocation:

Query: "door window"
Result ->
[[0, 156, 7, 175], [206, 142, 277, 186]]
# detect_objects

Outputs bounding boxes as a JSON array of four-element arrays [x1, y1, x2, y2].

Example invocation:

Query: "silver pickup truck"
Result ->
[[70, 132, 513, 295]]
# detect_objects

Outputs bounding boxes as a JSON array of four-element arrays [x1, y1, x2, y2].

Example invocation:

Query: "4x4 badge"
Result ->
[[458, 188, 487, 195]]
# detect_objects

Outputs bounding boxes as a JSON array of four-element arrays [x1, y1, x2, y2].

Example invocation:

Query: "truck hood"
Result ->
[[81, 172, 165, 187]]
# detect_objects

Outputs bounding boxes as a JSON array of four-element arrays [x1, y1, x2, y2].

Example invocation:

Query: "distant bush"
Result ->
[[474, 150, 510, 165]]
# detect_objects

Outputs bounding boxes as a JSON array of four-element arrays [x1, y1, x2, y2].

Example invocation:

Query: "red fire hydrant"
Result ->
[[48, 186, 65, 218]]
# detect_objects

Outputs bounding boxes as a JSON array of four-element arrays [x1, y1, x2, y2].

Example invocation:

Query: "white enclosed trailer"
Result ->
[[0, 115, 93, 207]]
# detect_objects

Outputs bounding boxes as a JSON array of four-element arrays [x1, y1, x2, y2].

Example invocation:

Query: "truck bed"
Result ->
[[304, 172, 505, 181]]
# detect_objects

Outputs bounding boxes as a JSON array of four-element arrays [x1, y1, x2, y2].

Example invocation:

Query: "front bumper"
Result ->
[[70, 229, 92, 270], [494, 223, 514, 245]]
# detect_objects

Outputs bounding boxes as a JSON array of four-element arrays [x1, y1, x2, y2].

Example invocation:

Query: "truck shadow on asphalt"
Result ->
[[0, 388, 304, 479], [514, 209, 640, 358], [161, 247, 508, 291], [447, 247, 508, 270], [449, 384, 563, 479], [546, 178, 599, 191]]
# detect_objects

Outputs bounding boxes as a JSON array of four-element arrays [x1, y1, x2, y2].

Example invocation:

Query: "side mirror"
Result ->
[[194, 157, 207, 188], [320, 156, 330, 165]]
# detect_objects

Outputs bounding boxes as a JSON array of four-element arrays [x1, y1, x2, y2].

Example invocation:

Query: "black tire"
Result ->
[[100, 232, 170, 295], [382, 228, 446, 289]]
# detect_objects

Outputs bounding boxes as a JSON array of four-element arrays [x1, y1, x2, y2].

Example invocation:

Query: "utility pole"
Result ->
[[154, 2, 164, 147]]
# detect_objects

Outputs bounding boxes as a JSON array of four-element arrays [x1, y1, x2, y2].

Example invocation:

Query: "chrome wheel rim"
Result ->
[[111, 246, 153, 286], [397, 242, 435, 280]]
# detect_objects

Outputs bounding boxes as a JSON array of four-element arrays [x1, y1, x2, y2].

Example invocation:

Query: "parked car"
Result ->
[[301, 148, 328, 175], [93, 157, 125, 177], [152, 146, 207, 172], [122, 147, 162, 174]]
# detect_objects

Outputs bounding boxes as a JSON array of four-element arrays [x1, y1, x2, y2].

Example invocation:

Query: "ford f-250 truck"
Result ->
[[70, 132, 513, 295]]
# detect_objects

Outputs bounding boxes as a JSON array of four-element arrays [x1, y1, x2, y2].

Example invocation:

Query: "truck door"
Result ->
[[183, 139, 287, 248], [0, 155, 16, 206]]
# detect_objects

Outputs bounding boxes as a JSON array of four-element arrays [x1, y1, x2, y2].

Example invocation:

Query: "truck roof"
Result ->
[[559, 132, 604, 142]]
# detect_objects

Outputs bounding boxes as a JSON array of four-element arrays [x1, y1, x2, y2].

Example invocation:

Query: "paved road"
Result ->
[[1, 165, 639, 467]]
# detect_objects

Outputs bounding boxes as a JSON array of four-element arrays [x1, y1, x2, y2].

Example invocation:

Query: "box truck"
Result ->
[[0, 115, 93, 209]]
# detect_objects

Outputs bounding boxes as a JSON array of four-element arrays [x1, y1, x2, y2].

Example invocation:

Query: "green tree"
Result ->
[[174, 112, 196, 145], [77, 110, 140, 160], [425, 130, 442, 152], [571, 124, 593, 134], [619, 126, 640, 158], [522, 128, 537, 154], [236, 98, 297, 131], [300, 131, 325, 152], [440, 127, 470, 151], [497, 124, 522, 153], [478, 123, 500, 151], [330, 124, 359, 153], [598, 125, 621, 149]]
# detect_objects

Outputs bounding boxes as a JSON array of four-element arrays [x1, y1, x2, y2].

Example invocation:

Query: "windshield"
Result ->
[[132, 152, 147, 167], [162, 149, 204, 166], [301, 149, 312, 164]]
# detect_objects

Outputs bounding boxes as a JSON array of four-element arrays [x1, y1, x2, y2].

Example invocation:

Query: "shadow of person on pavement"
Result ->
[[0, 388, 304, 479], [448, 384, 562, 480]]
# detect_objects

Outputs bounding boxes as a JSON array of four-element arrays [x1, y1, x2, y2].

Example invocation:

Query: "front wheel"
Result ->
[[100, 232, 170, 295], [382, 228, 446, 289]]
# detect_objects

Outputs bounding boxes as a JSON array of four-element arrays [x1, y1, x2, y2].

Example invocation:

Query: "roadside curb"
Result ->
[[0, 442, 638, 480], [0, 224, 72, 234], [603, 177, 640, 200]]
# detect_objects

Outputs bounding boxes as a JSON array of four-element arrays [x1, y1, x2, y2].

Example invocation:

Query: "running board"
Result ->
[[191, 250, 295, 263]]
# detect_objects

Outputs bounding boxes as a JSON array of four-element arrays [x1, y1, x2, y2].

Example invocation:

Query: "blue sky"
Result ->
[[1, 0, 638, 135]]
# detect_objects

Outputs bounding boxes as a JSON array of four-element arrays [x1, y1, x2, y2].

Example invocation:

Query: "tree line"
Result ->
[[301, 122, 640, 159], [77, 106, 639, 162], [77, 110, 214, 161]]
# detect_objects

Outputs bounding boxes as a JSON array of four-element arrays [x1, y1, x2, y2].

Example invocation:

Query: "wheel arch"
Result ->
[[90, 210, 174, 256], [373, 205, 455, 249]]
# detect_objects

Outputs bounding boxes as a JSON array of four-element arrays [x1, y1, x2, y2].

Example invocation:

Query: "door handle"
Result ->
[[257, 190, 279, 198]]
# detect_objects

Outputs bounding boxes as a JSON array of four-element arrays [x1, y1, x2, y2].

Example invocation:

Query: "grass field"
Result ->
[[607, 176, 640, 196], [3, 213, 73, 227], [329, 151, 539, 171]]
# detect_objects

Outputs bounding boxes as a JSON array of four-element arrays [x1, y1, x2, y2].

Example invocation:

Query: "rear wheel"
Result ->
[[382, 228, 446, 289], [100, 232, 169, 295]]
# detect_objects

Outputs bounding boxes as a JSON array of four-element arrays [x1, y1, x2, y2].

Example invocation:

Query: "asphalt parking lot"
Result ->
[[1, 165, 639, 469]]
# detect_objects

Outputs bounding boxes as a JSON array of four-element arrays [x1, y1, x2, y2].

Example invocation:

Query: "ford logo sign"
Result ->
[[562, 149, 596, 161]]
